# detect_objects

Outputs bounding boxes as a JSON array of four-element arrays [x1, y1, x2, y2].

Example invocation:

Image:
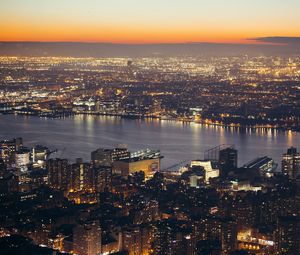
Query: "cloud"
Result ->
[[249, 36, 300, 45]]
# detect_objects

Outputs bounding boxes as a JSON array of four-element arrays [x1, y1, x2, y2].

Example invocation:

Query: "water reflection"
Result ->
[[0, 115, 299, 168]]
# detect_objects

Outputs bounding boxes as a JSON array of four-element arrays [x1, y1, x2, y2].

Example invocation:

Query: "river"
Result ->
[[0, 114, 299, 169]]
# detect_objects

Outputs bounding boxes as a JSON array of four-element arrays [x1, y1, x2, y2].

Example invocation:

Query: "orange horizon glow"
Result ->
[[0, 38, 271, 45], [1, 0, 300, 45], [1, 25, 299, 45], [1, 24, 297, 45]]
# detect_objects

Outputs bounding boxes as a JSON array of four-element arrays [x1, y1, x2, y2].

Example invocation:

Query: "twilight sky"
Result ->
[[1, 0, 300, 44]]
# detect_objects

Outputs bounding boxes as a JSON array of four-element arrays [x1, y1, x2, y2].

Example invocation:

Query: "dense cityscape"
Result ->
[[1, 56, 300, 131], [1, 0, 300, 254], [0, 137, 300, 255]]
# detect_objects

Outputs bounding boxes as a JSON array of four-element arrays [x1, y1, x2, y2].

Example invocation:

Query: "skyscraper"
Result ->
[[122, 227, 142, 255], [91, 148, 113, 166], [15, 148, 30, 172], [47, 158, 69, 190], [0, 159, 6, 178], [220, 218, 237, 255], [70, 162, 93, 192], [91, 147, 130, 167], [0, 137, 23, 165], [276, 216, 300, 255], [94, 165, 112, 193], [73, 220, 101, 255], [282, 147, 300, 179], [219, 147, 238, 177], [152, 221, 173, 255]]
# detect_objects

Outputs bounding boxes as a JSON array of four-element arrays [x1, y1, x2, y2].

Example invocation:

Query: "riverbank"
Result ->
[[1, 111, 299, 133]]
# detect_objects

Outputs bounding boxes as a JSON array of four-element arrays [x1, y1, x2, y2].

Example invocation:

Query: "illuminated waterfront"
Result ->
[[0, 114, 299, 169]]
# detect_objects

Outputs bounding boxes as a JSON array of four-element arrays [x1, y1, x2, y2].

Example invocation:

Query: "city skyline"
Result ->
[[1, 1, 300, 255], [1, 0, 300, 44]]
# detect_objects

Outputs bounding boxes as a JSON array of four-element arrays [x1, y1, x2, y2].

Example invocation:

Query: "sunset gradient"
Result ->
[[1, 0, 300, 44]]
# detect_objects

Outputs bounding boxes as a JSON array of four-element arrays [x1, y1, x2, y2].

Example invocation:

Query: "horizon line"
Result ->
[[0, 40, 281, 46]]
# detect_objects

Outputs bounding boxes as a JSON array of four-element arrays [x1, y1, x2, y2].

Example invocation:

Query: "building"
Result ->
[[276, 216, 300, 255], [243, 156, 277, 178], [91, 147, 130, 166], [47, 158, 69, 191], [0, 137, 23, 165], [69, 162, 93, 192], [94, 165, 112, 192], [15, 149, 30, 172], [113, 149, 161, 178], [133, 200, 160, 224], [152, 220, 195, 255], [220, 218, 238, 255], [122, 227, 142, 255], [31, 145, 48, 163], [232, 198, 255, 231], [195, 217, 237, 255], [0, 159, 6, 177], [152, 221, 173, 255], [73, 220, 101, 255], [282, 147, 300, 179], [91, 148, 113, 166], [230, 179, 261, 192], [219, 147, 238, 177], [119, 225, 153, 255], [190, 160, 219, 184], [189, 172, 204, 188]]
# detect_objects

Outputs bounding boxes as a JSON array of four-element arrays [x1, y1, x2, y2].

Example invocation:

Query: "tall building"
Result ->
[[232, 197, 255, 231], [70, 162, 93, 192], [122, 227, 142, 255], [91, 148, 113, 166], [195, 216, 237, 254], [152, 220, 196, 255], [152, 221, 173, 255], [15, 148, 30, 172], [276, 216, 300, 255], [219, 147, 238, 177], [0, 137, 23, 165], [282, 147, 300, 179], [14, 137, 23, 151], [91, 147, 130, 166], [94, 165, 112, 192], [220, 218, 238, 255], [47, 158, 69, 191], [73, 220, 101, 255], [0, 159, 7, 178]]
